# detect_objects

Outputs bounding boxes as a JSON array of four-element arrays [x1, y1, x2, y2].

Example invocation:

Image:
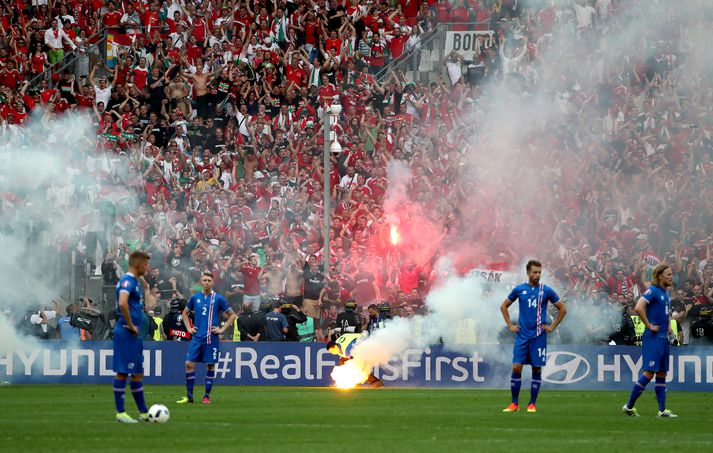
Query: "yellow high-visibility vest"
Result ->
[[151, 316, 163, 341], [630, 315, 644, 346], [335, 333, 363, 358]]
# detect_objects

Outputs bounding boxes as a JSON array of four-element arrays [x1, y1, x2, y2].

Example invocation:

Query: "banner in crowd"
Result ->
[[106, 34, 116, 68], [466, 268, 519, 285], [444, 30, 496, 61], [1, 342, 712, 391]]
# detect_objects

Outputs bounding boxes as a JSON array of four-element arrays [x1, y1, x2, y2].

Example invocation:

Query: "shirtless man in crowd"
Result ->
[[164, 69, 191, 117], [260, 262, 286, 298], [183, 61, 215, 119], [283, 257, 304, 308]]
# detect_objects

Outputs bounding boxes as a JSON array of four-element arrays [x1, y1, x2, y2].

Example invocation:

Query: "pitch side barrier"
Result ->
[[1, 342, 712, 391]]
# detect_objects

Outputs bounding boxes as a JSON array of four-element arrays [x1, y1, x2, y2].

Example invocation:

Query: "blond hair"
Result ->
[[651, 264, 670, 287]]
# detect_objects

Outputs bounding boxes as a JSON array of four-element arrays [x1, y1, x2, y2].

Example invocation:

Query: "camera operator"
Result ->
[[162, 298, 192, 341], [77, 297, 113, 340], [607, 302, 636, 346], [57, 302, 81, 340], [282, 302, 308, 341], [671, 289, 693, 345], [690, 306, 713, 345]]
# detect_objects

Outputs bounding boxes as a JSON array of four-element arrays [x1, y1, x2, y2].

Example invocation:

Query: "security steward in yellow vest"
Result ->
[[296, 315, 315, 341], [630, 314, 645, 346], [326, 333, 384, 388], [151, 306, 164, 341]]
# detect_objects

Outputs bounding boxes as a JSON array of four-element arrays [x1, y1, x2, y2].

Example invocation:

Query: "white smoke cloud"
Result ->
[[344, 0, 706, 379], [343, 259, 622, 383], [383, 160, 413, 219], [0, 113, 135, 361]]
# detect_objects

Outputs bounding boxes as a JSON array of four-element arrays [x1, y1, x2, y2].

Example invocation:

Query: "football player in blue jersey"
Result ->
[[113, 251, 156, 423], [500, 260, 567, 413], [177, 272, 237, 404], [622, 264, 678, 418]]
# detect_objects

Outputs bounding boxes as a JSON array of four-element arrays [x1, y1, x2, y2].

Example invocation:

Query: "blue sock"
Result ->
[[113, 378, 126, 413], [627, 374, 652, 408], [205, 369, 215, 398], [130, 380, 148, 414], [529, 371, 542, 405], [510, 372, 522, 405], [186, 371, 195, 399], [654, 376, 667, 412]]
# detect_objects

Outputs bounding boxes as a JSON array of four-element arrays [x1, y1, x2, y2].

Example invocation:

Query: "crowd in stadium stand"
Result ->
[[1, 0, 713, 345]]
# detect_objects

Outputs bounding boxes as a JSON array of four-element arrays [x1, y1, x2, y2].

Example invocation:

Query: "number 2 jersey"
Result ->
[[507, 283, 560, 338], [186, 291, 232, 344]]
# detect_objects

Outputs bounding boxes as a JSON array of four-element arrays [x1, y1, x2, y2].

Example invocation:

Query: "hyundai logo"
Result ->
[[542, 352, 590, 384]]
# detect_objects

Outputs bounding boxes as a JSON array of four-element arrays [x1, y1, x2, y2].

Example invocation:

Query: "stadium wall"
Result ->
[[2, 342, 712, 391]]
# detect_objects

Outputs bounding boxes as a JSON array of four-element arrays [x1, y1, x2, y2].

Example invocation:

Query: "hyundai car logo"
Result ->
[[542, 352, 590, 384]]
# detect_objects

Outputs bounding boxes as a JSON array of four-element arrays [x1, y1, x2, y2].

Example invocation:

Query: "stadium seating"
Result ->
[[1, 0, 711, 344]]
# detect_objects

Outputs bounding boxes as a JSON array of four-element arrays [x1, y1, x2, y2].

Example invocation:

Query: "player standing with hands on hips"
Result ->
[[622, 264, 678, 417], [177, 272, 237, 404], [500, 260, 567, 413], [113, 251, 156, 423]]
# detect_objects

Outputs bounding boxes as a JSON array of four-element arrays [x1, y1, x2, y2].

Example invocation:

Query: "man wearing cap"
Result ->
[[280, 302, 308, 341], [264, 299, 289, 341], [149, 306, 164, 341]]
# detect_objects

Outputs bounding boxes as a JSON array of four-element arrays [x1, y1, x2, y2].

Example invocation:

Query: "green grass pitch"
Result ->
[[0, 385, 711, 452]]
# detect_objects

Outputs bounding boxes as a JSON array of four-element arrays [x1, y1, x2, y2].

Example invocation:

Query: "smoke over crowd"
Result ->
[[340, 0, 713, 378], [0, 115, 131, 352], [2, 0, 713, 381]]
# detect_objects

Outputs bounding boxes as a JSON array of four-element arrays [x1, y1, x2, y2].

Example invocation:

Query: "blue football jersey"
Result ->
[[115, 274, 144, 327], [641, 285, 670, 339], [186, 291, 232, 344], [507, 283, 560, 338]]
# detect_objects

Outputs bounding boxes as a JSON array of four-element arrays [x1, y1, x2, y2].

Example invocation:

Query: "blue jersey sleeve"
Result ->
[[641, 287, 656, 304], [507, 286, 520, 302], [186, 295, 196, 311], [546, 286, 560, 304], [118, 276, 136, 295], [218, 295, 232, 314]]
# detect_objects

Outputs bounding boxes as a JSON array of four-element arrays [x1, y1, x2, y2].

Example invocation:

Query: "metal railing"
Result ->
[[374, 24, 443, 82], [374, 21, 493, 83], [27, 26, 109, 90]]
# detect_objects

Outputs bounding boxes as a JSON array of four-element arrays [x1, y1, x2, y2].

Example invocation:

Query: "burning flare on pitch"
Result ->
[[330, 359, 370, 389], [390, 224, 400, 246]]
